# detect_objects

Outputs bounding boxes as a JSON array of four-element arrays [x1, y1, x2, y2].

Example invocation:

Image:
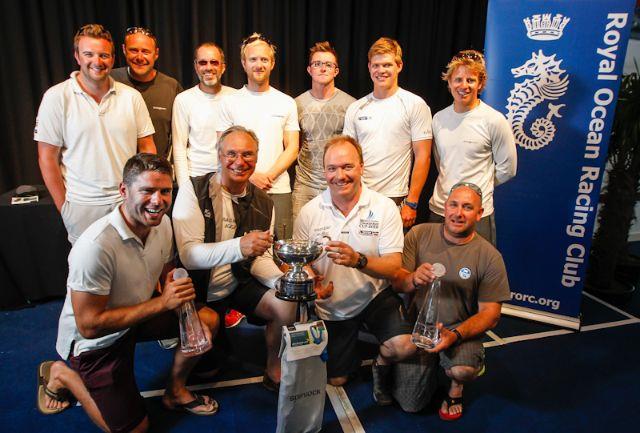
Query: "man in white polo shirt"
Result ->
[[217, 33, 299, 240], [294, 135, 415, 405], [172, 42, 236, 186], [35, 24, 156, 244], [343, 37, 432, 229], [37, 154, 219, 431]]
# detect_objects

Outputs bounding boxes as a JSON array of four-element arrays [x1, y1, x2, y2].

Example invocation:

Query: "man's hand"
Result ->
[[325, 241, 358, 268], [240, 230, 273, 257], [400, 204, 417, 228], [310, 270, 334, 299], [249, 172, 273, 191], [412, 263, 437, 287], [425, 323, 458, 353], [161, 269, 196, 311]]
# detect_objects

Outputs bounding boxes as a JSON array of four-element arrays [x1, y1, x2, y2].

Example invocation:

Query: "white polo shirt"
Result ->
[[172, 85, 236, 186], [216, 86, 299, 194], [342, 88, 432, 197], [294, 185, 404, 320], [56, 206, 173, 359], [34, 72, 155, 205]]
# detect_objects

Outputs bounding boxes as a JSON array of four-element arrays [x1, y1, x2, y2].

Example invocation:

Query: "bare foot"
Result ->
[[43, 361, 72, 411], [441, 380, 463, 417]]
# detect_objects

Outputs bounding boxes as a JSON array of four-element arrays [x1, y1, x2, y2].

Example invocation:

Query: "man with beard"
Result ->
[[112, 26, 183, 160], [173, 42, 236, 186], [36, 154, 219, 431], [35, 24, 156, 244], [217, 33, 299, 240], [392, 182, 510, 419]]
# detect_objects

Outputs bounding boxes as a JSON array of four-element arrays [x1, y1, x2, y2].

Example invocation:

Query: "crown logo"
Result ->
[[523, 13, 570, 41]]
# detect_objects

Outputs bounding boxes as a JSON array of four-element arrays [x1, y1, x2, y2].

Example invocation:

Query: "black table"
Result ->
[[0, 186, 70, 309]]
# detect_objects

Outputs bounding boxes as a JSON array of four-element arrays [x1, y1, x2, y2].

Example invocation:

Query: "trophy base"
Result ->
[[275, 280, 318, 302]]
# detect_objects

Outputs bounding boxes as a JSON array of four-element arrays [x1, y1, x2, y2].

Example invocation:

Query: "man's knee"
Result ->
[[258, 291, 295, 324], [198, 307, 220, 336], [447, 365, 479, 383], [381, 334, 416, 361]]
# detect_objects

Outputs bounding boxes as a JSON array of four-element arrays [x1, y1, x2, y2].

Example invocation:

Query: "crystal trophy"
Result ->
[[411, 263, 446, 349], [173, 268, 211, 356]]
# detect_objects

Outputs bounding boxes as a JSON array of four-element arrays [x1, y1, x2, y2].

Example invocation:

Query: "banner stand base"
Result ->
[[501, 304, 581, 330]]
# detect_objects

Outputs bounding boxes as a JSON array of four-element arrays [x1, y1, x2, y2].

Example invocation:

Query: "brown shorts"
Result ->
[[69, 310, 179, 433]]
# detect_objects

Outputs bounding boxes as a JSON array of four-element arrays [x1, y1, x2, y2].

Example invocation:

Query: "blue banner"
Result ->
[[483, 0, 635, 323]]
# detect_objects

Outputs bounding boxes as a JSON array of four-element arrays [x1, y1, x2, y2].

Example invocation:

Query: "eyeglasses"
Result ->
[[196, 59, 222, 67], [452, 50, 484, 62], [126, 26, 155, 38], [309, 60, 337, 70], [222, 151, 257, 162], [450, 182, 483, 200]]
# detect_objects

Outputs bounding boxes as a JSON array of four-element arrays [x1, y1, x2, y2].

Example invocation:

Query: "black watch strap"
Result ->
[[451, 328, 463, 344], [355, 253, 368, 269]]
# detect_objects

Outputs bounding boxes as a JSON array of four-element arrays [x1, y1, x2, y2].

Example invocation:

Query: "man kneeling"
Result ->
[[38, 154, 219, 432], [393, 182, 510, 420]]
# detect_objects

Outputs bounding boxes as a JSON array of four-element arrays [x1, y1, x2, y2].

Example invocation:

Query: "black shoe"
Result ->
[[371, 360, 393, 406]]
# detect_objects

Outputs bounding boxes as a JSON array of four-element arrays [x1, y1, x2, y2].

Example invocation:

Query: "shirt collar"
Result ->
[[108, 205, 143, 245], [319, 183, 372, 212], [70, 71, 117, 95]]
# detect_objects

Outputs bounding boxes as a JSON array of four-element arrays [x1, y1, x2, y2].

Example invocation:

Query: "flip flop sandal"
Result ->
[[36, 361, 72, 415], [167, 393, 219, 416], [439, 395, 463, 421], [262, 373, 280, 392]]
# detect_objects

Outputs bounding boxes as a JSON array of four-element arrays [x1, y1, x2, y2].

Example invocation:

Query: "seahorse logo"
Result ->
[[506, 50, 569, 150]]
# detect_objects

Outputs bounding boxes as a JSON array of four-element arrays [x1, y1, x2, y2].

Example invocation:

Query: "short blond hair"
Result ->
[[442, 50, 487, 92], [323, 135, 363, 165], [368, 37, 402, 64], [240, 32, 276, 61], [74, 24, 114, 55]]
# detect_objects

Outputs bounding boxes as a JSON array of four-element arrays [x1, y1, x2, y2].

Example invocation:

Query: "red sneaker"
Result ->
[[224, 309, 245, 328]]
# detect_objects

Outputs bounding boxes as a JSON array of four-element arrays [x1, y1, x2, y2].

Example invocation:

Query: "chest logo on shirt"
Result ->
[[358, 216, 380, 237], [357, 116, 371, 121], [204, 209, 212, 219], [459, 267, 472, 280]]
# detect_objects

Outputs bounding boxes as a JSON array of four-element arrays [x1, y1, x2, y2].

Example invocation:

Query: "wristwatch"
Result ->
[[402, 199, 418, 210], [354, 252, 368, 269], [451, 328, 463, 345]]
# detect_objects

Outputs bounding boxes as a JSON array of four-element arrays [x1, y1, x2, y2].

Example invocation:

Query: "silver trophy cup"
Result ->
[[273, 239, 324, 302]]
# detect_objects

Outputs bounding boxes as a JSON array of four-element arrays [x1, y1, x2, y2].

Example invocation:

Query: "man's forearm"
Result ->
[[391, 268, 416, 293], [37, 143, 66, 211], [406, 140, 431, 202], [360, 253, 402, 280], [73, 295, 167, 339], [451, 305, 501, 341]]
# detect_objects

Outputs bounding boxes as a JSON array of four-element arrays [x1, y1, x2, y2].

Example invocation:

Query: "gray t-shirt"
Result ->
[[403, 223, 510, 327], [294, 88, 356, 188], [111, 67, 183, 158]]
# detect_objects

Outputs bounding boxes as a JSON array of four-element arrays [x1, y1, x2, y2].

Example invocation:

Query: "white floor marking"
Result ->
[[583, 291, 639, 320], [486, 330, 506, 345], [326, 384, 365, 433], [139, 375, 264, 398], [581, 318, 640, 331]]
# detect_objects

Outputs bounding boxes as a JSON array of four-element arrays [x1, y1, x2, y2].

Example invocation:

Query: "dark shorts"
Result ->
[[68, 311, 179, 433], [392, 337, 485, 413], [206, 277, 270, 325], [324, 287, 412, 379]]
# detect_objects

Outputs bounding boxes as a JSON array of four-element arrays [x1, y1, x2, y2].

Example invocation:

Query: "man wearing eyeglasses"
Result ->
[[391, 182, 510, 420], [428, 50, 517, 245], [171, 43, 236, 187], [111, 27, 183, 161], [172, 125, 295, 391], [292, 41, 356, 221], [35, 24, 156, 244], [217, 33, 299, 240], [343, 37, 432, 229]]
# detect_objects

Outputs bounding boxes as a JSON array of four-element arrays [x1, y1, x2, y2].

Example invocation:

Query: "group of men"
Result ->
[[34, 22, 517, 432]]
